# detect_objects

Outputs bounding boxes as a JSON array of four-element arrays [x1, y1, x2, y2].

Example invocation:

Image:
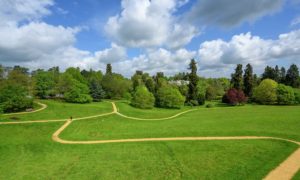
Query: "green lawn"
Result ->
[[62, 103, 300, 142], [115, 101, 193, 119], [1, 100, 300, 179], [0, 123, 297, 179], [0, 100, 113, 122], [294, 171, 300, 180]]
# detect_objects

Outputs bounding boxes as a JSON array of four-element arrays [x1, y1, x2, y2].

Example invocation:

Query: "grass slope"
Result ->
[[0, 100, 112, 122], [0, 123, 297, 179], [61, 104, 300, 142]]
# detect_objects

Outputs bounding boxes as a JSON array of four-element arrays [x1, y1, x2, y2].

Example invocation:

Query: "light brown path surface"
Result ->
[[2, 102, 47, 116], [1, 101, 300, 179], [264, 147, 300, 180]]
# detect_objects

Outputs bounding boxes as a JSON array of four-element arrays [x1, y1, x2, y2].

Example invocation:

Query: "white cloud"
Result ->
[[0, 0, 54, 24], [291, 16, 300, 26], [197, 30, 300, 77], [186, 0, 283, 27], [112, 48, 196, 76], [95, 43, 127, 63], [105, 0, 198, 49]]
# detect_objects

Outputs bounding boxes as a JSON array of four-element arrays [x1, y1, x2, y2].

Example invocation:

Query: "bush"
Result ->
[[276, 84, 295, 105], [156, 86, 185, 109], [197, 94, 206, 105], [206, 104, 214, 108], [293, 89, 300, 104], [222, 88, 247, 106], [64, 89, 93, 104], [131, 86, 155, 109], [253, 79, 278, 104], [0, 84, 33, 113]]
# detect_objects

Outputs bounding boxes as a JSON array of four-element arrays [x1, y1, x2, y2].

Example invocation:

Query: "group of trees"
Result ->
[[225, 63, 300, 105], [1, 60, 299, 113]]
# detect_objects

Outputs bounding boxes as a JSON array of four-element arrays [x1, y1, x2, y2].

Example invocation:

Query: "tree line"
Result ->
[[0, 61, 299, 113]]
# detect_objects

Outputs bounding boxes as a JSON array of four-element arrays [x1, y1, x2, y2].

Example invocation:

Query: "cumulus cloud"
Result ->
[[111, 48, 196, 76], [187, 0, 283, 27], [105, 0, 198, 49], [95, 43, 127, 63], [197, 30, 300, 76]]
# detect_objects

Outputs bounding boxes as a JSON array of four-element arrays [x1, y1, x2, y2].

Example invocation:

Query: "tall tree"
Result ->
[[231, 64, 243, 90], [279, 67, 286, 83], [106, 64, 112, 75], [243, 64, 254, 97], [274, 65, 280, 82], [187, 59, 198, 102], [286, 64, 300, 88], [262, 66, 276, 80], [0, 65, 4, 82]]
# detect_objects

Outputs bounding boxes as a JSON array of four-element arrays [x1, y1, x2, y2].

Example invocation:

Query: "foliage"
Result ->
[[253, 79, 278, 104], [222, 88, 247, 106], [276, 84, 295, 105], [294, 89, 300, 104], [33, 70, 55, 99], [243, 64, 254, 97], [106, 64, 112, 75], [206, 104, 214, 108], [285, 64, 299, 88], [231, 64, 243, 90], [145, 78, 155, 93], [0, 83, 33, 113], [156, 85, 185, 109], [131, 86, 155, 109], [187, 59, 198, 104], [89, 79, 105, 102], [101, 73, 131, 99], [205, 85, 217, 101]]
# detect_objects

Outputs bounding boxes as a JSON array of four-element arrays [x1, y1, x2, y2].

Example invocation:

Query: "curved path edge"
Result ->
[[2, 102, 47, 116]]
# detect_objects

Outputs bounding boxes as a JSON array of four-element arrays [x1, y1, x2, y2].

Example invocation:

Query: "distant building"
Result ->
[[169, 80, 189, 86]]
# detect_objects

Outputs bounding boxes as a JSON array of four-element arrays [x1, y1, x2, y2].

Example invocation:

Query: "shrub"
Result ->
[[197, 94, 206, 105], [276, 84, 295, 105], [0, 84, 33, 113], [222, 88, 247, 106], [206, 104, 214, 108], [64, 89, 93, 104], [293, 89, 300, 104], [131, 86, 155, 109], [253, 79, 278, 104], [156, 86, 185, 109]]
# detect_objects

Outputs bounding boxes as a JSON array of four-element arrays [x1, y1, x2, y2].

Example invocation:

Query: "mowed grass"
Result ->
[[0, 100, 113, 122], [0, 123, 298, 179], [115, 101, 193, 118], [61, 103, 300, 142], [294, 171, 300, 180]]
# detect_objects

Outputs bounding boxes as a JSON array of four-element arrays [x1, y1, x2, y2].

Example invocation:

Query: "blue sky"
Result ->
[[0, 0, 300, 77]]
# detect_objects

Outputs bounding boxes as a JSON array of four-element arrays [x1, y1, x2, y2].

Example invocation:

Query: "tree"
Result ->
[[276, 84, 295, 105], [7, 66, 30, 88], [131, 71, 143, 90], [294, 89, 300, 104], [243, 64, 254, 97], [262, 66, 276, 81], [222, 88, 247, 106], [89, 79, 105, 102], [106, 64, 112, 75], [286, 64, 299, 88], [145, 78, 155, 93], [279, 67, 286, 83], [274, 65, 280, 82], [131, 86, 155, 109], [253, 79, 278, 104], [101, 73, 131, 99], [187, 59, 198, 103], [0, 65, 4, 81], [231, 64, 243, 90], [156, 85, 185, 109], [0, 83, 33, 113], [33, 70, 55, 99]]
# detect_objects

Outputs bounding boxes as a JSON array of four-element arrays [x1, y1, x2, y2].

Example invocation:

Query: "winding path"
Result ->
[[1, 101, 300, 179]]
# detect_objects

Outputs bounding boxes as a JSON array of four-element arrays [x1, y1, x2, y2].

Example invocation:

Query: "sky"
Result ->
[[0, 0, 300, 77]]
